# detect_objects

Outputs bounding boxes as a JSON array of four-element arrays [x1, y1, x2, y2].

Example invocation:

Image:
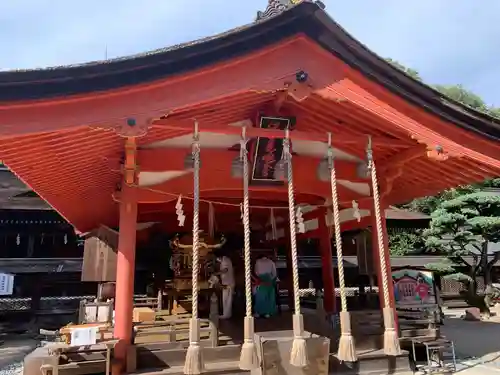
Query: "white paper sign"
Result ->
[[71, 327, 97, 346], [0, 273, 14, 296]]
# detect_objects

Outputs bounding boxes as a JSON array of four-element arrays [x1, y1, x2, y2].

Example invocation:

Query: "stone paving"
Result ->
[[5, 308, 500, 375], [0, 335, 37, 375], [434, 308, 500, 374]]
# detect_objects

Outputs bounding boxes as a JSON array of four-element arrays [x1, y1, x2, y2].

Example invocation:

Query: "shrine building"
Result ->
[[2, 1, 500, 375]]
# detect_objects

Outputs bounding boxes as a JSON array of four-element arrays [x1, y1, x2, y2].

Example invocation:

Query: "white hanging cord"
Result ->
[[140, 186, 325, 211], [327, 132, 357, 361], [284, 129, 308, 367], [352, 200, 361, 222], [367, 136, 401, 356], [176, 195, 186, 227], [184, 120, 204, 374], [238, 127, 258, 370]]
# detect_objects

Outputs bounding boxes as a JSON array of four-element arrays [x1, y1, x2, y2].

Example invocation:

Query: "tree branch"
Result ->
[[487, 251, 500, 269]]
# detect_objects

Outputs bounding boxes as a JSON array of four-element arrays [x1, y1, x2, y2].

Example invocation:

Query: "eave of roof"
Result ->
[[1, 2, 499, 142]]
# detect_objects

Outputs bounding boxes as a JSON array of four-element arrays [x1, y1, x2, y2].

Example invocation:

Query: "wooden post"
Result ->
[[371, 204, 398, 329], [112, 183, 138, 375], [283, 223, 295, 311], [318, 209, 336, 314], [380, 210, 398, 316]]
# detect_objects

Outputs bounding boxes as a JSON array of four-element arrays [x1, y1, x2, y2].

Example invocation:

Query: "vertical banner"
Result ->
[[0, 273, 14, 296], [251, 115, 293, 185]]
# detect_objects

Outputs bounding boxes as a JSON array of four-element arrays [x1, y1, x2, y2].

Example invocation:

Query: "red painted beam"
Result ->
[[151, 120, 411, 148], [129, 152, 366, 204], [137, 148, 368, 183]]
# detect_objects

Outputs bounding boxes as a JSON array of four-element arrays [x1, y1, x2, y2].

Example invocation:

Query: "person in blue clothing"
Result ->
[[253, 254, 278, 318]]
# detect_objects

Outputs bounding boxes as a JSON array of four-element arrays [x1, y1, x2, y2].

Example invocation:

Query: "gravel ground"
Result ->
[[0, 336, 38, 375], [437, 308, 500, 374], [0, 362, 23, 375]]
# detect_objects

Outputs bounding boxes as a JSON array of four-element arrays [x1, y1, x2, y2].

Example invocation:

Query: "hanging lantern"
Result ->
[[16, 234, 20, 246], [184, 154, 194, 169], [273, 159, 289, 181], [231, 156, 244, 178], [184, 152, 202, 169], [316, 157, 330, 182], [356, 162, 370, 178]]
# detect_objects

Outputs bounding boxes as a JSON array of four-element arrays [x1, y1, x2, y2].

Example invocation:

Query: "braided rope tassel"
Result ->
[[239, 129, 259, 370], [367, 139, 401, 356], [283, 133, 308, 368], [327, 137, 357, 362], [184, 123, 204, 374]]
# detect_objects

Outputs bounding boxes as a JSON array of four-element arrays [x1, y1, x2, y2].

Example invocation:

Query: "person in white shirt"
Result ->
[[215, 250, 235, 319]]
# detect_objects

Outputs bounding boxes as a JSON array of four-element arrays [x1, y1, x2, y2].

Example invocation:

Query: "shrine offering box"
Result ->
[[251, 330, 330, 375], [133, 307, 156, 323]]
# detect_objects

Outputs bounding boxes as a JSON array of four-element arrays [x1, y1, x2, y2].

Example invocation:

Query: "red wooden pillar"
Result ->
[[318, 209, 336, 314], [371, 205, 398, 329], [113, 183, 138, 374], [371, 223, 383, 310], [283, 223, 295, 311]]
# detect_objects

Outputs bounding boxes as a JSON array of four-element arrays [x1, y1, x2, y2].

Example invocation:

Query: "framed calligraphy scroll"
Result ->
[[251, 115, 292, 185]]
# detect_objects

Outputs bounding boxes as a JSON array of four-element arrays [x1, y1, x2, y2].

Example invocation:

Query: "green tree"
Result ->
[[386, 58, 422, 81], [434, 84, 489, 112], [424, 192, 500, 295], [387, 58, 500, 118], [386, 59, 499, 243], [388, 229, 425, 255]]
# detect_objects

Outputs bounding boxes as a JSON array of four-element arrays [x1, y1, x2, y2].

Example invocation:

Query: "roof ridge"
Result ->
[[256, 0, 322, 21]]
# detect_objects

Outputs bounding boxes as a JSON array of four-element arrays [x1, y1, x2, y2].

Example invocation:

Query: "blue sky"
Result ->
[[2, 0, 499, 105]]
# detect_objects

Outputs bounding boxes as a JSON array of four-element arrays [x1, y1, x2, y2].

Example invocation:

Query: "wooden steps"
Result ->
[[135, 344, 242, 372], [132, 361, 247, 375], [330, 350, 413, 375]]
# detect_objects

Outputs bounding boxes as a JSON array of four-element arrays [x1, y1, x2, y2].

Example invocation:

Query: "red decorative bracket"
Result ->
[[114, 117, 149, 138], [426, 145, 449, 161]]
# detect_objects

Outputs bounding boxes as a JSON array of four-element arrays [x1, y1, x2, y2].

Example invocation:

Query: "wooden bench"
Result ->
[[59, 323, 110, 344], [162, 288, 219, 315], [29, 340, 119, 375], [134, 293, 162, 311], [133, 318, 219, 347], [349, 309, 441, 341]]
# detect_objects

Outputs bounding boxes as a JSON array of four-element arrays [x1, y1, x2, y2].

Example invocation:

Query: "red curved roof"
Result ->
[[0, 1, 499, 233]]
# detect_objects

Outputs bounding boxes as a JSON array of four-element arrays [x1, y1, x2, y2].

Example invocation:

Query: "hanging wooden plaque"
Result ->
[[81, 226, 118, 282], [356, 231, 375, 276], [250, 114, 293, 185]]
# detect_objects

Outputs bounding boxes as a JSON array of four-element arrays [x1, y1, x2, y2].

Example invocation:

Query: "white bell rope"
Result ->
[[283, 130, 308, 368], [238, 128, 259, 370], [327, 133, 357, 362], [367, 136, 401, 356], [184, 122, 204, 374]]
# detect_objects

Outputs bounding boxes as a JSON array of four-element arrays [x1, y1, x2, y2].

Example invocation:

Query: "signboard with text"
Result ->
[[392, 268, 437, 306], [251, 116, 292, 185]]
